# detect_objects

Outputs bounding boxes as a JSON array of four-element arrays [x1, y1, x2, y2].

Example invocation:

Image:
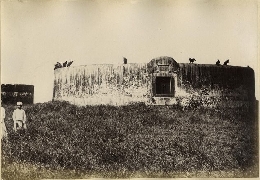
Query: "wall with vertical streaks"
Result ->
[[53, 64, 151, 106], [53, 59, 255, 107], [177, 64, 255, 101]]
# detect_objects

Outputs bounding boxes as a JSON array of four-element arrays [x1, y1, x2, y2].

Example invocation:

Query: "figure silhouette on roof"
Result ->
[[223, 59, 229, 65], [189, 58, 196, 63]]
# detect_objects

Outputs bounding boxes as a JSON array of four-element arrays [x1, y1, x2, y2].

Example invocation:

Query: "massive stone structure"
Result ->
[[53, 56, 255, 107]]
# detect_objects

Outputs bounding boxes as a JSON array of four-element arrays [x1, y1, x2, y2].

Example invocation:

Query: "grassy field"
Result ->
[[1, 101, 258, 179]]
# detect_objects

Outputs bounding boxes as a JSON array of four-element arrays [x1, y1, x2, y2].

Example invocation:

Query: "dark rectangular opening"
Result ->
[[155, 77, 174, 97]]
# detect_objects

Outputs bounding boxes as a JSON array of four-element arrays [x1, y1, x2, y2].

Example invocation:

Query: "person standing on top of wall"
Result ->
[[12, 102, 27, 132], [1, 100, 8, 139]]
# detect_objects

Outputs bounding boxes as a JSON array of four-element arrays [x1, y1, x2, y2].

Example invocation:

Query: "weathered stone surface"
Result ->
[[177, 63, 255, 101], [53, 64, 150, 106], [53, 58, 255, 106]]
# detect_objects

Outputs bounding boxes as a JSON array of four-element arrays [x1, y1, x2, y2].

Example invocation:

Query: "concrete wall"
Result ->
[[53, 64, 151, 106], [171, 63, 255, 108], [53, 61, 255, 107], [177, 64, 255, 100]]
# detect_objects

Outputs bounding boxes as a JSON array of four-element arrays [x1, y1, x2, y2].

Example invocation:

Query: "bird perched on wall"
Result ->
[[189, 58, 196, 63], [54, 62, 62, 70], [223, 59, 229, 65], [63, 61, 67, 67], [67, 61, 73, 67], [216, 59, 221, 66]]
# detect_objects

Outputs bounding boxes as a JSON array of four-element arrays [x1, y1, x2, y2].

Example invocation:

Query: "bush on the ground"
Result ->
[[1, 101, 258, 178]]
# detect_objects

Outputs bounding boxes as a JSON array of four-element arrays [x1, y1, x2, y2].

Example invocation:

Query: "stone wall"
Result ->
[[172, 63, 255, 108], [53, 61, 255, 107], [53, 64, 151, 106], [177, 64, 255, 101]]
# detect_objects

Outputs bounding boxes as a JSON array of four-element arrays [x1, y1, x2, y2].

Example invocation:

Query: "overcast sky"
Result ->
[[1, 0, 259, 102]]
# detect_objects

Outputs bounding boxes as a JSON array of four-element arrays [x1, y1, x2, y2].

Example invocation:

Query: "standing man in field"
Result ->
[[1, 101, 8, 139], [12, 102, 27, 132]]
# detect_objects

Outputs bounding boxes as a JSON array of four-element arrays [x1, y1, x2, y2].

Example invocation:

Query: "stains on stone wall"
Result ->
[[122, 63, 151, 100], [177, 64, 255, 101], [53, 61, 255, 107], [173, 63, 255, 108], [53, 64, 151, 106]]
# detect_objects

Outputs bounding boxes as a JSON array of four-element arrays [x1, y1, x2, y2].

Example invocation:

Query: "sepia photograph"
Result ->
[[1, 0, 259, 179]]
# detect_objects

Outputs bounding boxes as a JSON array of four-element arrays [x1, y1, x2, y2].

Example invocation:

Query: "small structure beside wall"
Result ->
[[1, 84, 34, 104]]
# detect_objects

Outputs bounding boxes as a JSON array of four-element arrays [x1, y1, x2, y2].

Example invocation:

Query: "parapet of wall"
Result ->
[[53, 64, 151, 106]]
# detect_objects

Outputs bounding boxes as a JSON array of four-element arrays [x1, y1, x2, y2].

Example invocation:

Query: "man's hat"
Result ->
[[17, 102, 23, 106]]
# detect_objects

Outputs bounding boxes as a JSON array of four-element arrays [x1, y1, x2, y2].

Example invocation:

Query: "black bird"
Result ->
[[223, 59, 229, 65], [67, 61, 73, 67], [216, 59, 220, 66], [63, 61, 67, 67], [189, 58, 196, 63], [54, 62, 62, 70]]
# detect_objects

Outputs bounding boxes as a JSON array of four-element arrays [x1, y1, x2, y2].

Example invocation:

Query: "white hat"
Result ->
[[17, 102, 23, 106]]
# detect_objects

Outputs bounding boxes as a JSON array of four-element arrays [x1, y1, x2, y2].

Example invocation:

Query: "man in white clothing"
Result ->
[[12, 102, 27, 132], [1, 101, 8, 139]]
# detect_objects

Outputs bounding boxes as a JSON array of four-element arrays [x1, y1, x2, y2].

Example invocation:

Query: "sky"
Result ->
[[1, 0, 259, 103]]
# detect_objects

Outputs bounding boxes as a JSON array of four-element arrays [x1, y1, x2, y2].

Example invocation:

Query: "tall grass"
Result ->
[[1, 101, 258, 179]]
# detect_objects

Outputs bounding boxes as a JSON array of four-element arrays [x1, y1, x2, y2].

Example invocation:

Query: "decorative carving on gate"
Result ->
[[147, 56, 180, 74]]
